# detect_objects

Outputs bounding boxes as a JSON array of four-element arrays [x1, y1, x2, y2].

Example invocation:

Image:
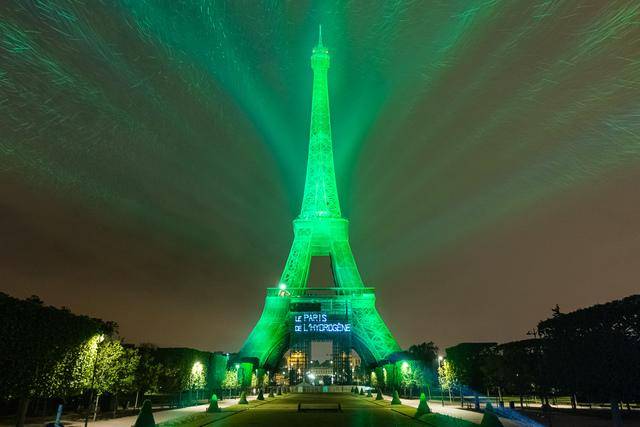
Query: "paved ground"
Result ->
[[77, 396, 255, 427], [55, 394, 538, 427], [13, 396, 255, 427], [208, 393, 424, 426], [16, 392, 638, 426], [395, 396, 640, 427], [390, 396, 529, 427], [518, 408, 640, 427], [384, 396, 541, 427]]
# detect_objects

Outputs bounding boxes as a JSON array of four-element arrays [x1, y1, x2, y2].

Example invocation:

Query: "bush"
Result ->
[[133, 400, 156, 427], [207, 394, 221, 413], [480, 403, 503, 427], [416, 392, 431, 416], [391, 389, 401, 405]]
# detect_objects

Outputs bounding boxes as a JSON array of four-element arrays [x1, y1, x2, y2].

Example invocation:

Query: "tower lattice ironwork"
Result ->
[[238, 28, 400, 376]]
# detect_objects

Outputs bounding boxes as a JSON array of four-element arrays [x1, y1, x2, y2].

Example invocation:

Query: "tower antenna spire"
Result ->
[[318, 24, 323, 47]]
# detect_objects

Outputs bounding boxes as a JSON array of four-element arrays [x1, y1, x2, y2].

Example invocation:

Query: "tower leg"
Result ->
[[331, 239, 363, 287], [280, 232, 312, 288], [351, 296, 401, 362], [239, 296, 290, 368]]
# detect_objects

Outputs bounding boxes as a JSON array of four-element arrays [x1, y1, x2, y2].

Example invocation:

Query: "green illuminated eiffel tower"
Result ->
[[239, 28, 400, 370]]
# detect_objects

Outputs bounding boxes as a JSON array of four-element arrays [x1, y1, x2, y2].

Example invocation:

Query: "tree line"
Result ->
[[424, 294, 640, 422], [0, 293, 228, 426], [440, 295, 639, 409], [366, 294, 639, 421], [2, 291, 637, 425]]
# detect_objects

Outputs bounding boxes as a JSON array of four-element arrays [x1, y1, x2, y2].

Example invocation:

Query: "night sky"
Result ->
[[1, 1, 639, 353]]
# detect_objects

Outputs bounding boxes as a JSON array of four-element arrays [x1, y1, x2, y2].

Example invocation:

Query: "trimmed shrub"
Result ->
[[416, 392, 431, 416], [133, 400, 156, 427], [480, 403, 503, 427], [207, 394, 221, 413]]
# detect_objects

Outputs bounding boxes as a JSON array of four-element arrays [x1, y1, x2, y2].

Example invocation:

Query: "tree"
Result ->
[[479, 347, 505, 402], [158, 366, 183, 396], [399, 360, 436, 398], [90, 338, 139, 420], [0, 293, 113, 426], [222, 370, 238, 390], [408, 342, 439, 368], [257, 371, 268, 388], [370, 371, 378, 387], [399, 361, 422, 393], [495, 339, 540, 407], [152, 347, 215, 402], [189, 361, 206, 393], [399, 362, 413, 395], [445, 343, 496, 394], [208, 353, 230, 392], [372, 367, 385, 390], [438, 360, 457, 402], [111, 347, 140, 416], [538, 295, 640, 417], [47, 335, 101, 399], [93, 339, 125, 395], [133, 345, 162, 408]]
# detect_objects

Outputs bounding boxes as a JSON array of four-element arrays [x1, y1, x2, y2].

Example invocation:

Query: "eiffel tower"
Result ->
[[239, 27, 400, 382]]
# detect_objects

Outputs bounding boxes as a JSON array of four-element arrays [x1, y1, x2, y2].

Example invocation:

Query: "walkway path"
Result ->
[[21, 396, 257, 427], [384, 395, 539, 427], [27, 392, 545, 426], [83, 396, 256, 427]]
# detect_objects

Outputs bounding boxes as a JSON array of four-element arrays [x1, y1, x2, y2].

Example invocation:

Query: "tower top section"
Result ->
[[311, 25, 330, 71], [300, 26, 341, 219]]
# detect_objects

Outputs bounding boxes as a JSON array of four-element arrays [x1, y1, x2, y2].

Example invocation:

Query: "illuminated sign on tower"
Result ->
[[293, 313, 351, 333]]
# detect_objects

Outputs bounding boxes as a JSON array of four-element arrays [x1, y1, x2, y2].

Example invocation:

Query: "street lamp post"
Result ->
[[84, 334, 104, 427]]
